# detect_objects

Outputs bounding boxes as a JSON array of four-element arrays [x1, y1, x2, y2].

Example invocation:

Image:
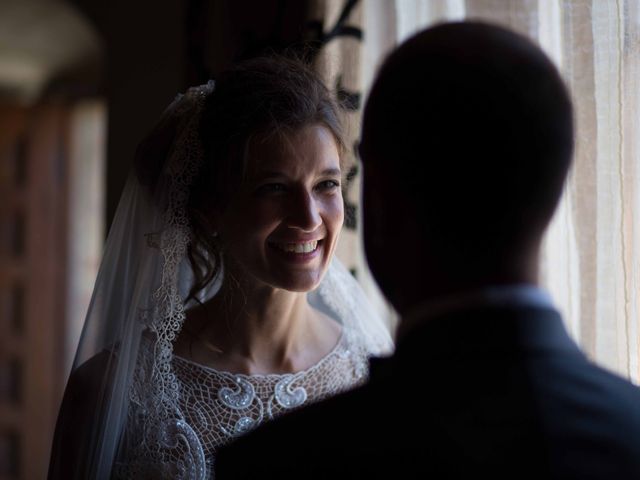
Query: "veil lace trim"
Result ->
[[128, 82, 215, 479]]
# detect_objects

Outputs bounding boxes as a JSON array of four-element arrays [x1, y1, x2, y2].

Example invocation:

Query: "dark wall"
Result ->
[[70, 0, 308, 228], [189, 0, 308, 84]]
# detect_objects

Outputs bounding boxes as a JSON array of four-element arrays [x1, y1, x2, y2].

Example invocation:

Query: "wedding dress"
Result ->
[[115, 282, 373, 479], [49, 81, 392, 480]]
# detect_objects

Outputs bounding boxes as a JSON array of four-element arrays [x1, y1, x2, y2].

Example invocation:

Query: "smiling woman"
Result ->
[[48, 55, 392, 480], [222, 124, 344, 293]]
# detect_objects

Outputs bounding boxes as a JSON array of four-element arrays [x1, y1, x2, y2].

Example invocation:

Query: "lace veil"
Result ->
[[49, 82, 393, 479]]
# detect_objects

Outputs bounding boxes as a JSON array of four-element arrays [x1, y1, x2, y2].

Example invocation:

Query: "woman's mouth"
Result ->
[[268, 240, 323, 262], [272, 240, 318, 253]]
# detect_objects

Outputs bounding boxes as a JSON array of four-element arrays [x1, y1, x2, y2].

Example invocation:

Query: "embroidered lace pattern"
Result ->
[[116, 328, 368, 479]]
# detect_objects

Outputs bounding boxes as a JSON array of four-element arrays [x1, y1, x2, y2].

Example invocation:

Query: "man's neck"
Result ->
[[396, 281, 553, 341], [394, 247, 541, 314]]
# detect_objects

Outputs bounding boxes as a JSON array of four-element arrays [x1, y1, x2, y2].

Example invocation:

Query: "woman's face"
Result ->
[[217, 124, 344, 292]]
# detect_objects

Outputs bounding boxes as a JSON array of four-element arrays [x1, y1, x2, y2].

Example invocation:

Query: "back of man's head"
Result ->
[[361, 22, 573, 277]]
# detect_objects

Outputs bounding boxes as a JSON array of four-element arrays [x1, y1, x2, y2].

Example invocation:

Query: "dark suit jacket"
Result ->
[[215, 306, 640, 479]]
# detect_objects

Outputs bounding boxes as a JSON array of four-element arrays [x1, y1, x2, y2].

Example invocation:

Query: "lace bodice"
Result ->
[[116, 329, 369, 479]]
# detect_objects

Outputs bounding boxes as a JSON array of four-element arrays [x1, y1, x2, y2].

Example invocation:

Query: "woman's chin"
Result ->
[[270, 268, 328, 293]]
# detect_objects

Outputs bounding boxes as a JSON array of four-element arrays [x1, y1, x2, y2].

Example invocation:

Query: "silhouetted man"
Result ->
[[216, 21, 640, 479]]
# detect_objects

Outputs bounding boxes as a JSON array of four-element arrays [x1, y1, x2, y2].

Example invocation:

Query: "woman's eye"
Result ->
[[316, 180, 341, 191]]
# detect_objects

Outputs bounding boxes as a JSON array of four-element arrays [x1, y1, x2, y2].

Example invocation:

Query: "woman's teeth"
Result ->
[[273, 241, 319, 253]]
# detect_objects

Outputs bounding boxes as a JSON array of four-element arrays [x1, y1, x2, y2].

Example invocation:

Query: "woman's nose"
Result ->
[[287, 190, 322, 232]]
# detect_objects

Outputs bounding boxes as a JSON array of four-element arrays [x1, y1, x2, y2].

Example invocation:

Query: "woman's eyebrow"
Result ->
[[320, 168, 341, 176], [253, 167, 341, 179]]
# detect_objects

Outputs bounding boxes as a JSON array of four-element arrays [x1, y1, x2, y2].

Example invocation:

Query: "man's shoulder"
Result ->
[[215, 381, 377, 478], [533, 349, 640, 428]]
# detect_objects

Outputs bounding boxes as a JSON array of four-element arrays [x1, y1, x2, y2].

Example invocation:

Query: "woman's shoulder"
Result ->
[[65, 350, 118, 399], [49, 350, 118, 479]]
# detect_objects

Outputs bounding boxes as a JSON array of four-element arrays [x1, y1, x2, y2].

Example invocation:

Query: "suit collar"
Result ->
[[397, 305, 581, 359], [398, 284, 555, 341]]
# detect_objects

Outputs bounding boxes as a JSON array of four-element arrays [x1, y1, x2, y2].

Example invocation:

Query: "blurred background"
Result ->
[[1, 1, 639, 479]]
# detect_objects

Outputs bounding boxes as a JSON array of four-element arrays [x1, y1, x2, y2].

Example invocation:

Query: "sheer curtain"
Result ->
[[362, 0, 640, 383]]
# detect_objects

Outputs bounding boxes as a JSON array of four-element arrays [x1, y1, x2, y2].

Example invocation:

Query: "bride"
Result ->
[[48, 55, 392, 479]]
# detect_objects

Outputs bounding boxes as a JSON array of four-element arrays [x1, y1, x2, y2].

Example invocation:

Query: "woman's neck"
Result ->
[[217, 282, 311, 356], [178, 278, 340, 375]]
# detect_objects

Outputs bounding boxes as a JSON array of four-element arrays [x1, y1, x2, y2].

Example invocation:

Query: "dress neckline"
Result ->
[[173, 327, 346, 380]]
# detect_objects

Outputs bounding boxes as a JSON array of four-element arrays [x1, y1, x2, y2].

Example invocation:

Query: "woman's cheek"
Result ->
[[324, 193, 344, 224]]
